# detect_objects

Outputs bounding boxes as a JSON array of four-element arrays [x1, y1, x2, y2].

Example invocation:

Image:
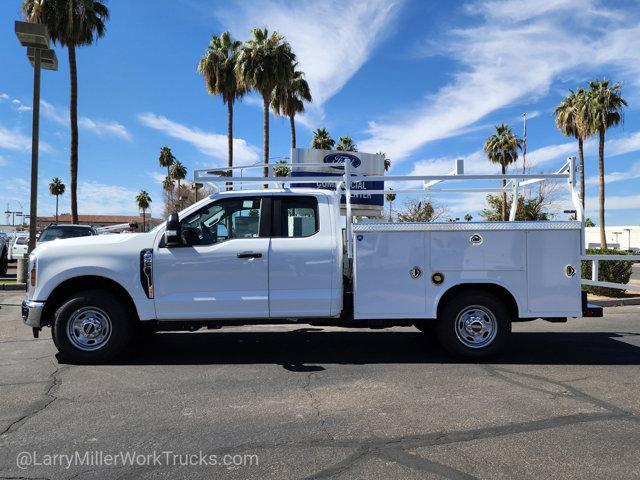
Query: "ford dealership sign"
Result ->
[[323, 153, 362, 170], [290, 148, 385, 216]]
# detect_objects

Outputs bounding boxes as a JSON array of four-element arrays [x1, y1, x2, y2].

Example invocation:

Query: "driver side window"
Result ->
[[180, 197, 262, 246]]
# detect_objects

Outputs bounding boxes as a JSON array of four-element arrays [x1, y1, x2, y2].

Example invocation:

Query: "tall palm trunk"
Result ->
[[55, 195, 59, 223], [263, 95, 270, 187], [177, 180, 182, 211], [501, 164, 507, 221], [289, 114, 296, 149], [69, 45, 79, 224], [142, 210, 146, 232], [388, 201, 392, 221], [227, 100, 233, 191], [166, 165, 172, 204], [598, 128, 607, 248], [578, 137, 585, 207]]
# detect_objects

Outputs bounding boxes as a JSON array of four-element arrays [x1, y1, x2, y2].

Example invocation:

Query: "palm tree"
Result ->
[[336, 136, 357, 152], [311, 128, 335, 150], [464, 213, 473, 222], [236, 28, 296, 179], [554, 89, 592, 207], [23, 0, 109, 224], [273, 160, 291, 177], [197, 32, 247, 182], [136, 190, 151, 232], [170, 161, 187, 211], [483, 124, 523, 221], [587, 80, 627, 248], [159, 146, 176, 202], [385, 191, 396, 221], [48, 177, 66, 223], [271, 66, 312, 149], [377, 152, 391, 172]]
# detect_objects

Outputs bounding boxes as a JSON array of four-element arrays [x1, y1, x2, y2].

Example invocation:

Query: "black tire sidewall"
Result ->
[[52, 290, 133, 363], [437, 291, 511, 359]]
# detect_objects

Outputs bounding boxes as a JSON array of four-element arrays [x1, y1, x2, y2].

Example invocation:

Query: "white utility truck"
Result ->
[[22, 157, 601, 363]]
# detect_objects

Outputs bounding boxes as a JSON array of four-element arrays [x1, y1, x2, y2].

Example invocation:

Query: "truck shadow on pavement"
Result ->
[[96, 329, 640, 367]]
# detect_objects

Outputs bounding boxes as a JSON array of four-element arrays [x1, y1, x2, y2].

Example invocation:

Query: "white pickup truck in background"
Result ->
[[22, 157, 602, 363]]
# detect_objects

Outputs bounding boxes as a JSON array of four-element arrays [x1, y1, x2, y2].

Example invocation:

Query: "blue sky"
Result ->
[[1, 0, 640, 224]]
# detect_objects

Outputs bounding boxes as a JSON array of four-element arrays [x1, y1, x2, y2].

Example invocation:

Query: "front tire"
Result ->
[[52, 290, 133, 363], [436, 290, 511, 359]]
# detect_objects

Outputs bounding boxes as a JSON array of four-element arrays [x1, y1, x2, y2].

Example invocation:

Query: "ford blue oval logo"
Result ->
[[323, 153, 361, 170]]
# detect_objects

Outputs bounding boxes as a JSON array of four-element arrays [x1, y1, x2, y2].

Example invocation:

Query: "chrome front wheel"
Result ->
[[66, 307, 113, 351]]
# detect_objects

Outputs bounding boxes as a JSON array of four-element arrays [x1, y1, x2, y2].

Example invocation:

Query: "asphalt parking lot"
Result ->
[[0, 290, 639, 480]]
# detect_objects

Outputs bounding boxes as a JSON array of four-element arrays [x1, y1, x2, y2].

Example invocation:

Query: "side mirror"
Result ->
[[164, 213, 181, 247]]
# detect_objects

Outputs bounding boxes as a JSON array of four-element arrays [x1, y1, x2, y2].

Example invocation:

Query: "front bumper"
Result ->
[[22, 298, 45, 328]]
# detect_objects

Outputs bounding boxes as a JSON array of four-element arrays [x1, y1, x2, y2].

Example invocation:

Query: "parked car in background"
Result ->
[[38, 224, 98, 243], [10, 234, 29, 260], [0, 232, 8, 275]]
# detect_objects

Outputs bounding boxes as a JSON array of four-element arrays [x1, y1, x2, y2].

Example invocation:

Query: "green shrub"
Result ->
[[581, 248, 635, 297]]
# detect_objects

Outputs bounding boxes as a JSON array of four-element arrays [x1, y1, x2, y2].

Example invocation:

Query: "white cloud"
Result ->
[[75, 181, 141, 215], [137, 112, 258, 163], [0, 125, 52, 153], [40, 100, 131, 140], [148, 171, 166, 184], [585, 193, 640, 211], [358, 0, 640, 161], [586, 161, 640, 186], [78, 117, 131, 140], [0, 126, 32, 151], [215, 0, 402, 124], [0, 93, 9, 102]]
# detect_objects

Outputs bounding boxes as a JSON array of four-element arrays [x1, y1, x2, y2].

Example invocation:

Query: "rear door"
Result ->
[[154, 196, 271, 320], [268, 195, 335, 318]]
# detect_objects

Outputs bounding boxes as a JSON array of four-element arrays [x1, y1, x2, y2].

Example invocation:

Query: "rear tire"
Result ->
[[436, 290, 511, 359], [52, 290, 133, 363]]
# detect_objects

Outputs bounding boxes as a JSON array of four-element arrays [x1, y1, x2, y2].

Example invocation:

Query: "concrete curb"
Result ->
[[589, 297, 640, 307], [0, 283, 26, 291]]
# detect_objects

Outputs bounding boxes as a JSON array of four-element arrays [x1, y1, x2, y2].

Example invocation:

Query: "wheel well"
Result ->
[[437, 283, 519, 319], [41, 276, 139, 326]]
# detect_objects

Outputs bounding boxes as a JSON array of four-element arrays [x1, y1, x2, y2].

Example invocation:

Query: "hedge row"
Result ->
[[581, 248, 636, 298]]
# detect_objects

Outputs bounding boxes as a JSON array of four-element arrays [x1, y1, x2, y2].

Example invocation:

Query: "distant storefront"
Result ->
[[585, 226, 640, 251]]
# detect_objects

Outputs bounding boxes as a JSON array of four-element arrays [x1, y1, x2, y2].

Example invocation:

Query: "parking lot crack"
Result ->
[[482, 365, 631, 415], [0, 360, 66, 440], [301, 371, 334, 442], [378, 446, 480, 480]]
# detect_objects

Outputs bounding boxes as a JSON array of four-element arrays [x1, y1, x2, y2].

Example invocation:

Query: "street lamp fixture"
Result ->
[[27, 47, 58, 70], [15, 21, 57, 255], [15, 21, 50, 48]]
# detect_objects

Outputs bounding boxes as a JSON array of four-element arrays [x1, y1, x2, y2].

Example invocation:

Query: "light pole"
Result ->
[[15, 21, 58, 254]]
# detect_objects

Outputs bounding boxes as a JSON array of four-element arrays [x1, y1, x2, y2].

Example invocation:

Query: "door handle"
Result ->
[[237, 252, 262, 259]]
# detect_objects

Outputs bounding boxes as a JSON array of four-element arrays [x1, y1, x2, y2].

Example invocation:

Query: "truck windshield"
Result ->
[[39, 227, 95, 242]]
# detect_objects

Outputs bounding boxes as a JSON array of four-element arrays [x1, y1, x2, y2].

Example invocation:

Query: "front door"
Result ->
[[154, 196, 270, 320]]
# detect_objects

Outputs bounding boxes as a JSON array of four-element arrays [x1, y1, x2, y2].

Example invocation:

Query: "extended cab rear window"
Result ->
[[277, 197, 319, 238]]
